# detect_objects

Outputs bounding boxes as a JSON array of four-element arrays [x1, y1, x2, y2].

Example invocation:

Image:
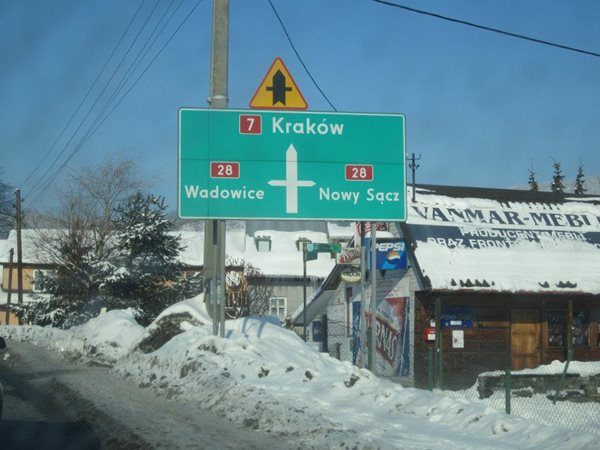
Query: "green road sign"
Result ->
[[306, 243, 342, 253], [178, 108, 406, 221]]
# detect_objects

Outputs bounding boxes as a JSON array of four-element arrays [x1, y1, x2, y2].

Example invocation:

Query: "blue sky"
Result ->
[[2, 0, 600, 212]]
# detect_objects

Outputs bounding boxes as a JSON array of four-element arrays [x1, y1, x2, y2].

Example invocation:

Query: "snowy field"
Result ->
[[1, 294, 599, 449]]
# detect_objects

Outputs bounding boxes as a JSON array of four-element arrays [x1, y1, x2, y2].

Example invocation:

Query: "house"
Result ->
[[294, 185, 600, 389], [0, 229, 56, 324], [218, 220, 351, 322], [0, 221, 352, 326]]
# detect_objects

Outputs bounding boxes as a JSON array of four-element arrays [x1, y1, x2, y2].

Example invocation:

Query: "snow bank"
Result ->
[[1, 298, 599, 449], [70, 308, 146, 364], [0, 308, 144, 365]]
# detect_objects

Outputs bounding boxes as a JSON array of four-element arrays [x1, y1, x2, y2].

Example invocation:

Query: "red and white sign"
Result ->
[[424, 327, 436, 341], [337, 247, 361, 265], [354, 221, 389, 245], [210, 162, 240, 179], [345, 164, 373, 181], [239, 114, 262, 134]]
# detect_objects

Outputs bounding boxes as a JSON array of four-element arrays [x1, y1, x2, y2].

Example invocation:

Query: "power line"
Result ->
[[65, 0, 186, 171], [27, 0, 162, 200], [372, 0, 600, 58], [27, 0, 166, 203], [20, 0, 148, 190], [28, 0, 204, 208], [266, 0, 337, 111], [76, 0, 183, 157]]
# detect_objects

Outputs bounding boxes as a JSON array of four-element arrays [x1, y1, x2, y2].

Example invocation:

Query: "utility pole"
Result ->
[[15, 189, 23, 304], [408, 153, 421, 202], [6, 248, 14, 324], [205, 0, 229, 337]]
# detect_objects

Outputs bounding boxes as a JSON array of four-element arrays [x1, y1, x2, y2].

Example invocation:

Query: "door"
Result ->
[[511, 309, 541, 370]]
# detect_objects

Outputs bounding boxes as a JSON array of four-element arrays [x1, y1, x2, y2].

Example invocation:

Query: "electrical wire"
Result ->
[[266, 0, 337, 111], [27, 0, 163, 201], [20, 0, 148, 190], [26, 0, 190, 206], [75, 0, 183, 159], [27, 0, 204, 207], [372, 0, 600, 58]]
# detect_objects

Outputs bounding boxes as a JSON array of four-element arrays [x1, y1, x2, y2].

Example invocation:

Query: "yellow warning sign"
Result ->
[[249, 57, 308, 110]]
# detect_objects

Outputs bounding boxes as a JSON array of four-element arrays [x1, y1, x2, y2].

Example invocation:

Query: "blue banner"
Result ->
[[365, 238, 407, 270]]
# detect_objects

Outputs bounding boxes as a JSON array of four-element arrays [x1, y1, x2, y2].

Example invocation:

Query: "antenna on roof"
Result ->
[[408, 153, 422, 202]]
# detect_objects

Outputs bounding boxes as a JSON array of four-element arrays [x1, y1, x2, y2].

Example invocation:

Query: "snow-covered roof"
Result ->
[[175, 227, 336, 277], [0, 229, 58, 264], [227, 228, 335, 278], [326, 222, 354, 240], [0, 223, 339, 280], [404, 185, 600, 294], [175, 231, 204, 267]]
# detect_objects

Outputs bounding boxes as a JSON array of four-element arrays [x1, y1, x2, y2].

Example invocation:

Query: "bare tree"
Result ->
[[32, 154, 148, 263], [71, 153, 148, 259], [18, 154, 150, 327], [224, 257, 273, 319]]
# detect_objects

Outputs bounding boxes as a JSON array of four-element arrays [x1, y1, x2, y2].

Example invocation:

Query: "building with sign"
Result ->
[[407, 184, 600, 388], [0, 229, 56, 324], [294, 184, 600, 388]]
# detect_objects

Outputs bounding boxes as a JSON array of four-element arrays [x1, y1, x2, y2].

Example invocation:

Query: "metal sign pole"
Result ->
[[218, 219, 225, 337], [302, 244, 307, 342], [358, 222, 367, 368], [368, 224, 377, 372], [212, 220, 219, 336]]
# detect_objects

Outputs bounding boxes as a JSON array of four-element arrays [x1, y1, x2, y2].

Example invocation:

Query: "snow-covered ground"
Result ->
[[1, 295, 599, 449], [439, 361, 600, 436]]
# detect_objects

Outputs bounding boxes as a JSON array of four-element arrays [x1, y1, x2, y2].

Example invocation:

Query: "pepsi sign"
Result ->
[[365, 238, 407, 270]]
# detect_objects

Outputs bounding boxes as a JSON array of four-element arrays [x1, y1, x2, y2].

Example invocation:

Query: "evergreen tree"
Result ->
[[13, 221, 113, 328], [574, 162, 587, 195], [13, 156, 148, 327], [550, 160, 565, 193], [102, 192, 195, 325], [527, 167, 539, 192]]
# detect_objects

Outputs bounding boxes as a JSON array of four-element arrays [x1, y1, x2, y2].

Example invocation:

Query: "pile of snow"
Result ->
[[1, 296, 599, 449], [1, 308, 145, 365], [136, 296, 210, 353]]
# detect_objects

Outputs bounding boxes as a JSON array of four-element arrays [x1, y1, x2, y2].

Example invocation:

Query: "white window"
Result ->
[[269, 297, 287, 321], [255, 237, 271, 252], [32, 270, 54, 292]]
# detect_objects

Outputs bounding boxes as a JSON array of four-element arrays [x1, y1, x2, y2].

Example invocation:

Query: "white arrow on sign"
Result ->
[[268, 144, 315, 213]]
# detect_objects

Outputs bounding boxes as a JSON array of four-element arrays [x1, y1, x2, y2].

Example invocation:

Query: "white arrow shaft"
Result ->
[[267, 144, 315, 214]]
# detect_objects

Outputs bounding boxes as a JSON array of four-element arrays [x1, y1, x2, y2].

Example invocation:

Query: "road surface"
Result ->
[[0, 340, 294, 449]]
